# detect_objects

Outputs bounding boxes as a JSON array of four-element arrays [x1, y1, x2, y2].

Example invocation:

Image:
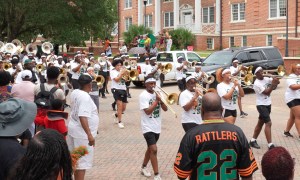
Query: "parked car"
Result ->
[[186, 46, 284, 88], [132, 50, 202, 87]]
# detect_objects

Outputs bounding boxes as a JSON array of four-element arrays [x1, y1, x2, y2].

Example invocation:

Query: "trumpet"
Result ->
[[263, 65, 285, 76], [57, 74, 69, 86], [153, 86, 178, 118], [195, 83, 217, 94], [4, 62, 12, 71], [36, 64, 45, 72], [202, 73, 215, 85], [94, 75, 105, 87], [158, 63, 173, 75]]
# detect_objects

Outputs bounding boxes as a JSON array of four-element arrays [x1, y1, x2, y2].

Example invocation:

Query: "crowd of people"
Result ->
[[0, 41, 298, 180]]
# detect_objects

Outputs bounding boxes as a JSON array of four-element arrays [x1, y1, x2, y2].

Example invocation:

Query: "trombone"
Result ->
[[36, 64, 45, 72], [195, 83, 217, 94], [3, 62, 12, 71], [158, 63, 173, 75], [230, 74, 254, 86], [263, 65, 285, 76], [94, 75, 105, 87], [122, 69, 139, 81], [153, 86, 178, 118]]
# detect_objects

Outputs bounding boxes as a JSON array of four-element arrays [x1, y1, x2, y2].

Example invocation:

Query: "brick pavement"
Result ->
[[84, 79, 300, 180]]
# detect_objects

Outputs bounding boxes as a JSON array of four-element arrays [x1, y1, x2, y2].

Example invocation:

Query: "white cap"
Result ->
[[145, 78, 156, 83], [57, 56, 63, 59], [222, 69, 231, 76], [177, 56, 184, 60], [254, 67, 263, 74], [87, 67, 94, 72], [186, 76, 196, 83], [21, 70, 32, 79], [149, 57, 156, 61]]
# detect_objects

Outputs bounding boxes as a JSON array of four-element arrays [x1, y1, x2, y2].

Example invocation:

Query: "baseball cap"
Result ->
[[21, 70, 32, 79], [24, 59, 32, 65], [149, 57, 156, 61], [78, 74, 93, 85]]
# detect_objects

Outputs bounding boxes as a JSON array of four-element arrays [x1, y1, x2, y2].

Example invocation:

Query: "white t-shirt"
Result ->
[[110, 69, 126, 90], [285, 74, 300, 103], [253, 77, 272, 105], [217, 82, 239, 110], [68, 89, 99, 139], [230, 66, 239, 75], [176, 63, 186, 80], [139, 90, 162, 134], [71, 61, 85, 79], [179, 89, 202, 124]]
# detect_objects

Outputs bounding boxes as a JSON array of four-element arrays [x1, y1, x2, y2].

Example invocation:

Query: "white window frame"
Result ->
[[202, 7, 215, 24], [229, 37, 235, 47], [231, 3, 245, 22], [146, 0, 153, 5], [266, 35, 273, 46], [207, 38, 214, 50], [269, 0, 286, 19], [144, 14, 153, 28], [125, 17, 132, 32], [242, 36, 247, 47], [125, 0, 132, 9], [164, 12, 174, 28], [163, 0, 173, 2]]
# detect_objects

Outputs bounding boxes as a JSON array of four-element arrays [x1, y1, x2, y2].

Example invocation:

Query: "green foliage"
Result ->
[[0, 0, 118, 46], [122, 25, 153, 46], [169, 28, 195, 50]]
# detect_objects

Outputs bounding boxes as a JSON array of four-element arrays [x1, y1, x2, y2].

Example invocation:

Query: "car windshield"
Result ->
[[202, 51, 233, 65]]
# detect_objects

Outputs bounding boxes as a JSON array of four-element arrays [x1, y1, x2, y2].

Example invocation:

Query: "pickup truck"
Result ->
[[186, 46, 284, 88], [131, 51, 202, 87]]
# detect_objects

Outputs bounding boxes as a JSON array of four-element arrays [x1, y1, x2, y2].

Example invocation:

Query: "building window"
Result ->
[[203, 7, 215, 23], [231, 3, 245, 21], [207, 38, 214, 49], [164, 0, 173, 2], [230, 37, 235, 47], [267, 35, 273, 46], [242, 36, 247, 46], [144, 15, 153, 28], [125, 17, 132, 31], [125, 0, 132, 8], [270, 0, 286, 18], [164, 12, 174, 27], [146, 0, 153, 5]]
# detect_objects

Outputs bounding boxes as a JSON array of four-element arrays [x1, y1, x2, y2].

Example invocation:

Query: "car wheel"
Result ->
[[132, 81, 144, 87]]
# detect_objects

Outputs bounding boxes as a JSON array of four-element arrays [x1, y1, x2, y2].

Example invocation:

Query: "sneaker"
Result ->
[[283, 131, 294, 137], [112, 113, 118, 124], [111, 102, 116, 111], [249, 140, 260, 149], [140, 167, 151, 177], [154, 174, 162, 180], [240, 111, 248, 118], [102, 95, 107, 99], [118, 122, 124, 129], [127, 94, 132, 98], [268, 144, 275, 150]]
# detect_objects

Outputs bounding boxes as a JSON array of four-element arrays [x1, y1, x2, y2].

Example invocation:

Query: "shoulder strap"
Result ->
[[50, 86, 58, 94], [40, 83, 45, 93]]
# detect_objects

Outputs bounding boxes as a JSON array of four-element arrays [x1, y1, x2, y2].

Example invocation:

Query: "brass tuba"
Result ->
[[26, 43, 38, 55], [42, 42, 53, 54]]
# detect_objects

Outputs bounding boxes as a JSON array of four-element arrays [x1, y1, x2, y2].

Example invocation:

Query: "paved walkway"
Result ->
[[82, 79, 299, 180]]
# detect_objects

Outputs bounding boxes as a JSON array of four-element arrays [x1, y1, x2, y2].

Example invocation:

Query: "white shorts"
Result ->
[[67, 136, 94, 170]]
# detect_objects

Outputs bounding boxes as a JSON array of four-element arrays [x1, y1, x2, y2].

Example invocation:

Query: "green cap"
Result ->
[[24, 59, 32, 65]]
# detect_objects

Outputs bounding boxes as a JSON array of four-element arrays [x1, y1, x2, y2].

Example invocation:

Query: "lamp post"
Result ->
[[143, 0, 147, 29], [285, 0, 289, 57]]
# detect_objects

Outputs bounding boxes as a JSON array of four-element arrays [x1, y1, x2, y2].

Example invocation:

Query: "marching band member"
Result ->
[[283, 64, 300, 140], [8, 56, 23, 83], [191, 65, 205, 84], [217, 68, 244, 124], [176, 56, 188, 92], [70, 53, 85, 89], [230, 58, 248, 118], [54, 56, 65, 68], [146, 57, 162, 88], [15, 59, 40, 84], [124, 55, 132, 98], [98, 54, 110, 98], [139, 76, 167, 179], [249, 67, 279, 150], [87, 67, 100, 112], [110, 58, 128, 129], [179, 76, 203, 132]]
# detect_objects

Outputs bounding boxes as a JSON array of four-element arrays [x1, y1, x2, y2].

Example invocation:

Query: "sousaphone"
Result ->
[[3, 43, 17, 55], [42, 42, 53, 54], [26, 43, 38, 55], [12, 39, 24, 54]]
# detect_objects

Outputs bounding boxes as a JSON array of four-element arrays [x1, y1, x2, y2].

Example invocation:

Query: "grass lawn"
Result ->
[[195, 50, 215, 58]]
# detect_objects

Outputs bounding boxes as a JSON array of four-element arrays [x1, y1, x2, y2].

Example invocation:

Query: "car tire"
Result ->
[[132, 81, 144, 87]]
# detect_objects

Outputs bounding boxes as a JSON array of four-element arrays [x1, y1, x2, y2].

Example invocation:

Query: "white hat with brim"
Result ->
[[186, 76, 196, 83], [0, 98, 37, 137], [21, 70, 32, 79]]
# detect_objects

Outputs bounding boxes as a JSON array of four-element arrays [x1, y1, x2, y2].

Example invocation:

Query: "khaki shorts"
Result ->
[[67, 135, 94, 170]]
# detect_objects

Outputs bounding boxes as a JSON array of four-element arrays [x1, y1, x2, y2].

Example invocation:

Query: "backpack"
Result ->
[[0, 86, 12, 103], [34, 83, 58, 109]]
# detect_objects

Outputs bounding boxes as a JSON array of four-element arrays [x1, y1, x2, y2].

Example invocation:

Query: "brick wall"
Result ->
[[277, 38, 300, 57], [284, 57, 300, 74]]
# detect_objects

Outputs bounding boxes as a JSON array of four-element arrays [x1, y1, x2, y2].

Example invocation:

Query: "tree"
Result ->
[[169, 28, 194, 50], [122, 25, 153, 47], [0, 0, 118, 45]]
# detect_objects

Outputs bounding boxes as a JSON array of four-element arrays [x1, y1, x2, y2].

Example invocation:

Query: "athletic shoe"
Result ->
[[283, 131, 294, 137], [102, 95, 107, 99], [268, 144, 275, 150], [249, 140, 260, 149], [111, 102, 116, 111], [127, 94, 132, 98], [154, 174, 162, 180], [118, 122, 124, 129], [140, 167, 151, 177], [240, 111, 248, 118], [112, 113, 118, 124]]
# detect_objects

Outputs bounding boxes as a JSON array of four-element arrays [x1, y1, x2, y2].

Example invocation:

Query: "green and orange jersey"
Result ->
[[174, 120, 258, 180]]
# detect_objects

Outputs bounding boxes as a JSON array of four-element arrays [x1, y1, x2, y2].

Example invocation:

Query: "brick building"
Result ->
[[118, 0, 300, 56]]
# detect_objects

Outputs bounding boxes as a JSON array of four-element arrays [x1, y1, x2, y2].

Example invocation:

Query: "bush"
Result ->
[[169, 28, 194, 50], [123, 25, 153, 46]]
